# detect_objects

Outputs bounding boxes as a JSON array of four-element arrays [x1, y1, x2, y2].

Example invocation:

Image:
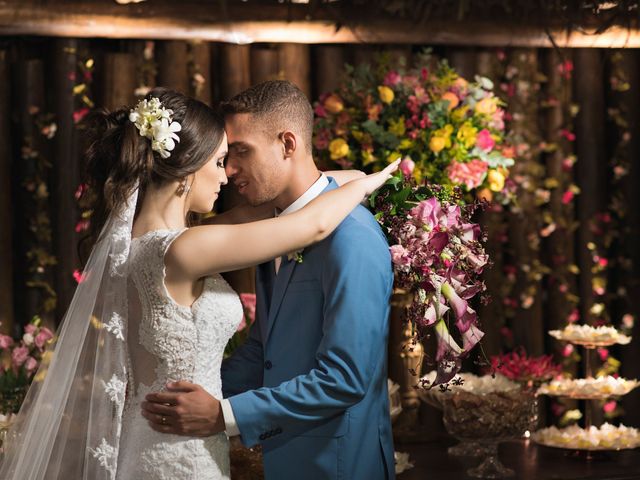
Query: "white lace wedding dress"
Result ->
[[115, 229, 243, 479]]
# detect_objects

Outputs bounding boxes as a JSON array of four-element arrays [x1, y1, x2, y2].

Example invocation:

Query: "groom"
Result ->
[[143, 80, 395, 479]]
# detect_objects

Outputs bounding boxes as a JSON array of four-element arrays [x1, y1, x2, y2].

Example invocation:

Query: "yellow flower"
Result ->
[[388, 116, 406, 137], [413, 165, 424, 183], [487, 169, 505, 192], [387, 151, 402, 163], [475, 97, 498, 115], [324, 94, 344, 114], [378, 85, 395, 104], [329, 138, 349, 160], [441, 92, 459, 111], [450, 105, 469, 123], [456, 122, 478, 149], [362, 150, 376, 166], [399, 138, 414, 150], [429, 136, 446, 154]]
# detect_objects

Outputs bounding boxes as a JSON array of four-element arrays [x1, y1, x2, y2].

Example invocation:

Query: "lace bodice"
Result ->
[[115, 229, 243, 479]]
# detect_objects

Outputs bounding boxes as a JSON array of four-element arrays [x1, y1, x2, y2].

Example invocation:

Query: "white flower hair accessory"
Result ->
[[129, 97, 182, 159]]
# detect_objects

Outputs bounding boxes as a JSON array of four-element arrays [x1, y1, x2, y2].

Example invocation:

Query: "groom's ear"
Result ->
[[278, 131, 297, 158]]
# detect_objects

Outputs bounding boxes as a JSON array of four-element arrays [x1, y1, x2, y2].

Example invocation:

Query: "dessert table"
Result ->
[[396, 436, 640, 480]]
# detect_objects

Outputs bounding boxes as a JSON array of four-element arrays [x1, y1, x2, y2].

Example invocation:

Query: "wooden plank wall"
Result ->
[[0, 38, 639, 426]]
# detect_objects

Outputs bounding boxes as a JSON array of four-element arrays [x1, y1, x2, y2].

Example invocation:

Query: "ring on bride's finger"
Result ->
[[163, 402, 172, 407], [161, 416, 167, 425]]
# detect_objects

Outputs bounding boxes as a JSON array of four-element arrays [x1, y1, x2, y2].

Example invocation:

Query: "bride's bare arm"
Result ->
[[201, 202, 274, 226], [324, 169, 365, 185], [167, 161, 399, 278], [203, 170, 363, 226]]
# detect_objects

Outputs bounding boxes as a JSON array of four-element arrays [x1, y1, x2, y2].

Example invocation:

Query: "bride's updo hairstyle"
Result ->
[[83, 88, 224, 246]]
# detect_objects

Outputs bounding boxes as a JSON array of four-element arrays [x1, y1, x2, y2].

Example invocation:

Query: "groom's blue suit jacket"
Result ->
[[221, 179, 395, 480]]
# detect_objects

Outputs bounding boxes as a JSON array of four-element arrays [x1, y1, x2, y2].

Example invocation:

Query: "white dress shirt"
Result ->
[[221, 173, 330, 437]]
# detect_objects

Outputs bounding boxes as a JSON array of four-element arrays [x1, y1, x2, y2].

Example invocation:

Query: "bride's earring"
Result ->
[[176, 179, 191, 197]]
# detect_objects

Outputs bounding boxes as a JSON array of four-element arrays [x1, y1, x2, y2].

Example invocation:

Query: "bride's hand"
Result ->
[[358, 159, 401, 196]]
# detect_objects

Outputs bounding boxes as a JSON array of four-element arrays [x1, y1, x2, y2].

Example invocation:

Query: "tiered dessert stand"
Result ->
[[533, 325, 640, 456]]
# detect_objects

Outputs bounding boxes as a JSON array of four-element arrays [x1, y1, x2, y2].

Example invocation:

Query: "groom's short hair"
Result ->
[[221, 80, 314, 154]]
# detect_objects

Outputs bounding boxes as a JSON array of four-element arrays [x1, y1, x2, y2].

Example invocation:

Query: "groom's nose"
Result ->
[[225, 161, 238, 178]]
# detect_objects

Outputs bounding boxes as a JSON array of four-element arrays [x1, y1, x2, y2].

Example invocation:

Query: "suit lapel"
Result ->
[[264, 256, 297, 343], [255, 262, 274, 342]]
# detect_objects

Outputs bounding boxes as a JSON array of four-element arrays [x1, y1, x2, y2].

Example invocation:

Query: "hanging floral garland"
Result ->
[[22, 107, 58, 316]]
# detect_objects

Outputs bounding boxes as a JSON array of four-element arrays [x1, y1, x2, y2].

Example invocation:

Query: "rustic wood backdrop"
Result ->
[[1, 36, 639, 427]]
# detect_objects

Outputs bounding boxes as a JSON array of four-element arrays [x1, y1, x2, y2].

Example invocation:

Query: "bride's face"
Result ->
[[188, 132, 229, 213]]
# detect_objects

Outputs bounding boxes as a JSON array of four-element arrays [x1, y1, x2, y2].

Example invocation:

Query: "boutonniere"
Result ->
[[287, 249, 304, 264]]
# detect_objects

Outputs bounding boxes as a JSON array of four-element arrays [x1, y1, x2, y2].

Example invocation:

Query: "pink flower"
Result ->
[[35, 328, 54, 349], [597, 347, 609, 361], [239, 293, 256, 322], [603, 400, 617, 414], [567, 308, 580, 323], [383, 70, 402, 86], [410, 198, 442, 229], [447, 159, 488, 190], [74, 183, 88, 200], [560, 129, 576, 141], [73, 269, 87, 283], [390, 244, 411, 267], [314, 103, 327, 118], [562, 190, 574, 204], [73, 107, 90, 124], [12, 346, 29, 368], [562, 343, 574, 357], [25, 324, 37, 335], [399, 157, 415, 177], [313, 129, 331, 150], [0, 334, 14, 349], [24, 356, 38, 372], [475, 129, 495, 152], [75, 220, 90, 233]]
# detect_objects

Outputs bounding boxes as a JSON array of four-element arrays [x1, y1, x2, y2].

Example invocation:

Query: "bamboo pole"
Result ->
[[0, 49, 13, 335], [14, 57, 50, 328], [250, 44, 279, 86], [278, 43, 310, 97], [51, 38, 80, 321], [574, 49, 607, 328], [615, 50, 640, 428], [189, 40, 212, 105], [157, 41, 189, 94], [219, 44, 250, 100], [103, 52, 136, 110], [507, 49, 545, 356], [542, 48, 577, 350], [313, 45, 346, 97]]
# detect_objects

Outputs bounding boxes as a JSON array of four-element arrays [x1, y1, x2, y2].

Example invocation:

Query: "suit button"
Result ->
[[264, 360, 273, 370]]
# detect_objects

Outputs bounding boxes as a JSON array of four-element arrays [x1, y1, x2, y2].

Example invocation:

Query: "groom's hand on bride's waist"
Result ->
[[141, 381, 226, 437]]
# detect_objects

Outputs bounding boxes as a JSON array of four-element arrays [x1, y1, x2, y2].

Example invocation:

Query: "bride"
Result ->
[[0, 88, 398, 479]]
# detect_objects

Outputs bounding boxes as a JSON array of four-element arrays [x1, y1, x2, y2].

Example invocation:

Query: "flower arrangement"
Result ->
[[224, 293, 257, 357], [314, 51, 515, 203], [371, 172, 488, 387], [0, 317, 54, 413], [488, 348, 562, 388]]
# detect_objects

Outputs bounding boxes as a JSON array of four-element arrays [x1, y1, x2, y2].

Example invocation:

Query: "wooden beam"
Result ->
[[2, 3, 640, 47], [250, 45, 279, 86], [0, 50, 14, 335]]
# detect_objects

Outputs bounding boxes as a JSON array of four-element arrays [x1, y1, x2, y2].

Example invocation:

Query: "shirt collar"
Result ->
[[277, 173, 329, 217]]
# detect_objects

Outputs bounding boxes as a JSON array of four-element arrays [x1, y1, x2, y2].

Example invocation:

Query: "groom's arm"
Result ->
[[228, 224, 393, 446]]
